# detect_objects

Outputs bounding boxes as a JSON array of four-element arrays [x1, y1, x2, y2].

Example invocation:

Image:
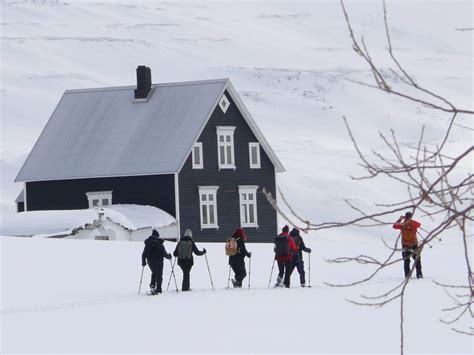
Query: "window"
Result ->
[[249, 142, 261, 169], [86, 191, 113, 208], [216, 126, 236, 169], [198, 186, 219, 229], [192, 142, 203, 169], [219, 94, 230, 113], [239, 185, 258, 228]]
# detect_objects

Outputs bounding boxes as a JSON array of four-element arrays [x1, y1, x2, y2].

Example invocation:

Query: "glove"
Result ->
[[248, 252, 252, 258], [142, 261, 146, 267], [307, 248, 312, 253], [203, 248, 207, 254]]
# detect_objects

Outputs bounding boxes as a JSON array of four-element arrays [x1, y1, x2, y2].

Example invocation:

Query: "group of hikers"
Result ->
[[141, 211, 423, 295]]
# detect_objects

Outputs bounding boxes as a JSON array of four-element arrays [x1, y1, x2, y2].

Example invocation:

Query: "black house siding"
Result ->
[[26, 174, 176, 216], [179, 90, 277, 243]]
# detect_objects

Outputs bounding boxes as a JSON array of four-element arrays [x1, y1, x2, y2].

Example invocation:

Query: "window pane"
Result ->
[[202, 194, 207, 202], [102, 199, 109, 206], [219, 135, 224, 143], [193, 147, 200, 165], [226, 135, 231, 143], [251, 147, 258, 164], [209, 194, 214, 201], [202, 205, 208, 224], [242, 204, 248, 223], [249, 204, 255, 223], [209, 205, 215, 225], [220, 146, 226, 164], [248, 193, 254, 200], [226, 146, 232, 164], [93, 199, 99, 206]]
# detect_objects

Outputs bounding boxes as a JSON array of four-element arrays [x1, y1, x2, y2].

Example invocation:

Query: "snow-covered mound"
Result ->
[[0, 204, 176, 238]]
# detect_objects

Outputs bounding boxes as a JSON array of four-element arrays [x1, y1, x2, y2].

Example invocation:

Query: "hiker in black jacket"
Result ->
[[290, 228, 312, 287], [141, 229, 172, 295], [228, 228, 252, 288], [173, 229, 206, 291]]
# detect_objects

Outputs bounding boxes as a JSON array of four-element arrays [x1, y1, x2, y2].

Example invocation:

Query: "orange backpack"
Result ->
[[225, 237, 238, 256]]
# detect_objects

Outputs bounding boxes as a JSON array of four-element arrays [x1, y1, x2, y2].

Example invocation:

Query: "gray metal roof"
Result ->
[[16, 78, 284, 182]]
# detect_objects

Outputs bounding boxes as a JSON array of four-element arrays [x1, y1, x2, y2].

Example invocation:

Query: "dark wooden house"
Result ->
[[15, 66, 285, 242]]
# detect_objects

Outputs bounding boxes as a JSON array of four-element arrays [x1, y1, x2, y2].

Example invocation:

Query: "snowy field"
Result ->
[[1, 235, 472, 354], [1, 0, 473, 354]]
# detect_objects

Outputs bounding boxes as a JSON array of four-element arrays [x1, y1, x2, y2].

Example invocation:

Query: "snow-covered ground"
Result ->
[[1, 235, 472, 353], [1, 0, 472, 353]]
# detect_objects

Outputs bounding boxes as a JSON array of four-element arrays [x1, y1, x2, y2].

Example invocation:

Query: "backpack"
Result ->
[[274, 235, 289, 256], [225, 237, 238, 256], [177, 240, 193, 259]]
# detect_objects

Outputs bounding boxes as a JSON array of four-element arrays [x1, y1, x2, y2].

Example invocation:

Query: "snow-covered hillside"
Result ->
[[1, 0, 472, 353]]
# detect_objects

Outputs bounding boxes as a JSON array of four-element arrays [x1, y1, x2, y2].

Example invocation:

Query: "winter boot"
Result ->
[[301, 283, 306, 288], [274, 276, 283, 288]]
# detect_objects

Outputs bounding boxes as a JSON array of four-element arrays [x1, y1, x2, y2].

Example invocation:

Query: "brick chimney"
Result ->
[[134, 65, 152, 99]]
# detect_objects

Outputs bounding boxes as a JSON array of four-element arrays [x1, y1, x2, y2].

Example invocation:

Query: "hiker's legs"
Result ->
[[413, 246, 423, 277], [231, 263, 246, 287], [402, 248, 411, 277], [283, 261, 293, 288], [154, 262, 164, 293], [277, 260, 285, 279], [298, 259, 306, 284], [180, 263, 192, 291]]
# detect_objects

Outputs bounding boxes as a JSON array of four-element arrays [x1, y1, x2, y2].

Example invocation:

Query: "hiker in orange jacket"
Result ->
[[393, 212, 423, 279]]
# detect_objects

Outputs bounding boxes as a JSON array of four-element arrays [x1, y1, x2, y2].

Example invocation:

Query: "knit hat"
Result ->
[[152, 229, 160, 237], [184, 229, 193, 238], [405, 212, 413, 219], [282, 225, 289, 233]]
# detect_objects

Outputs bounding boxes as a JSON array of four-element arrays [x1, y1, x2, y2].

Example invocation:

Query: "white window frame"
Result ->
[[192, 142, 203, 169], [198, 186, 219, 229], [86, 191, 113, 208], [238, 185, 259, 228], [219, 94, 230, 113], [216, 126, 236, 170], [249, 142, 261, 169]]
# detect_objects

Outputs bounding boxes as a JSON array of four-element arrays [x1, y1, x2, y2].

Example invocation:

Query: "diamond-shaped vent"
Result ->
[[219, 94, 230, 113]]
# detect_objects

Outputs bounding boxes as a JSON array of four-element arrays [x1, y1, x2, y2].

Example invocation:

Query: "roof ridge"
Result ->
[[65, 78, 229, 94]]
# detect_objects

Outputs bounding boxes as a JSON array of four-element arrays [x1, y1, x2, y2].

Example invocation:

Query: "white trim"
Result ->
[[238, 185, 259, 228], [192, 142, 204, 169], [85, 190, 113, 208], [225, 82, 285, 173], [249, 142, 261, 169], [23, 183, 28, 212], [198, 186, 219, 229], [216, 126, 236, 170], [174, 173, 181, 241], [218, 94, 230, 113]]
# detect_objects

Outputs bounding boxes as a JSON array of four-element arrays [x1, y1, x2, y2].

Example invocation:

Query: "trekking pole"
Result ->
[[308, 253, 312, 288], [417, 232, 433, 249], [169, 258, 179, 292], [419, 228, 442, 242], [166, 258, 177, 291], [227, 265, 232, 288], [138, 266, 144, 295], [248, 256, 252, 289], [204, 254, 215, 291], [268, 259, 275, 288]]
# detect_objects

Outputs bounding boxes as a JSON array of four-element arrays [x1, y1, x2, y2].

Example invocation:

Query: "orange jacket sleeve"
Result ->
[[393, 222, 403, 230]]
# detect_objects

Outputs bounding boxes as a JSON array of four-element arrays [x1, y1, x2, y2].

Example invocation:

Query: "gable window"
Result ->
[[198, 186, 219, 229], [86, 191, 113, 208], [219, 94, 230, 114], [216, 126, 236, 169], [192, 142, 203, 169], [239, 185, 258, 228], [249, 142, 261, 169]]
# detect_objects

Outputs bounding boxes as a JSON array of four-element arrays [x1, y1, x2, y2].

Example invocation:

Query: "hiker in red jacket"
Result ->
[[274, 225, 298, 288], [393, 212, 423, 279]]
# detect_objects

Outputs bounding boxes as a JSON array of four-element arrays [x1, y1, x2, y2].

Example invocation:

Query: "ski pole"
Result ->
[[204, 253, 215, 291], [248, 256, 252, 289], [419, 228, 442, 242], [166, 258, 177, 291], [169, 258, 179, 292], [227, 265, 232, 288], [417, 232, 433, 249], [138, 266, 144, 295], [268, 259, 275, 288], [308, 253, 312, 288]]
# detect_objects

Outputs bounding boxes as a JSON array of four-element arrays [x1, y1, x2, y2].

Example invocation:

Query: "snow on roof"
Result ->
[[0, 204, 176, 237], [15, 78, 284, 182]]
